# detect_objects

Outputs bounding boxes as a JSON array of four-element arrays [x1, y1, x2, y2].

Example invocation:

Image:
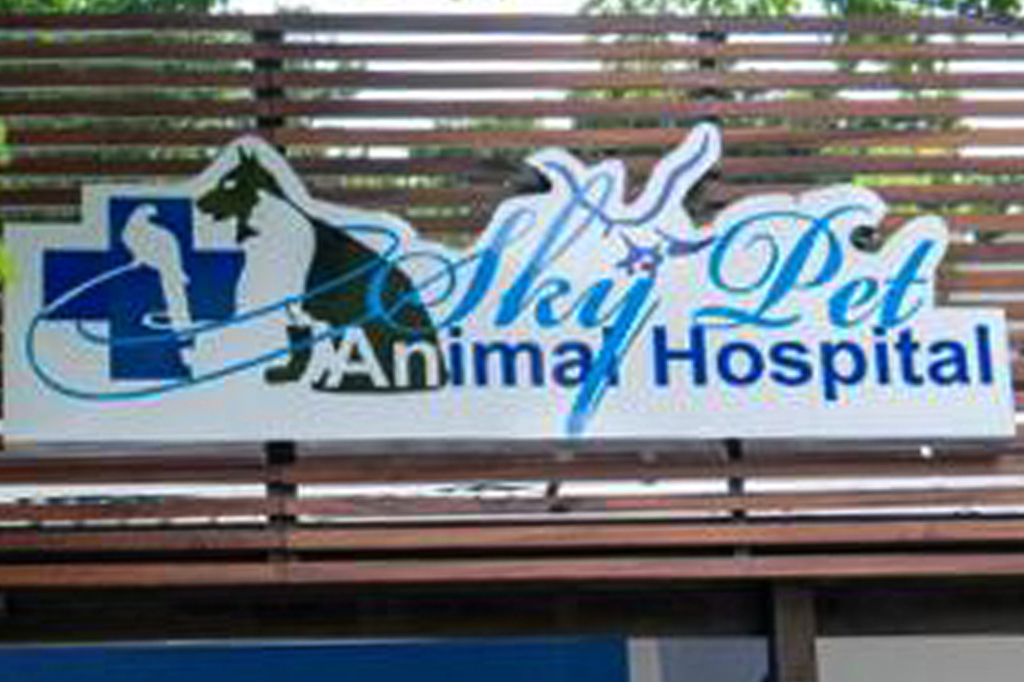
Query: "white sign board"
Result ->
[[4, 125, 1016, 441]]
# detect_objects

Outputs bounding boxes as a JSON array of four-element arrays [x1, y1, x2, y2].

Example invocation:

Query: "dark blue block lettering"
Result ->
[[768, 341, 813, 386], [653, 325, 708, 387], [717, 341, 764, 386], [821, 340, 867, 401]]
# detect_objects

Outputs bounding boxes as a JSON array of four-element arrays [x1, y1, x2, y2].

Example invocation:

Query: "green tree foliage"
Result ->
[[0, 0, 225, 275], [832, 0, 1021, 17], [0, 0, 222, 13], [578, 0, 1024, 239], [0, 120, 12, 283], [582, 0, 798, 15], [582, 0, 1022, 17]]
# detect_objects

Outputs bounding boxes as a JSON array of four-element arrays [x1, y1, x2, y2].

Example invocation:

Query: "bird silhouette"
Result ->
[[122, 204, 191, 332]]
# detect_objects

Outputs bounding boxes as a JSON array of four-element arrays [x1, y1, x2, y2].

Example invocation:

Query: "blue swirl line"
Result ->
[[565, 297, 659, 437], [26, 222, 403, 401], [543, 129, 713, 231]]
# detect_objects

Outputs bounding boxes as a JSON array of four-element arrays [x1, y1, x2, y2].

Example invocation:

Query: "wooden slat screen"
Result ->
[[1, 438, 1024, 586], [3, 13, 1024, 589]]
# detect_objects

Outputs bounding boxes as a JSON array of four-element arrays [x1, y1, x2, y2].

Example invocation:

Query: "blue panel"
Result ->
[[42, 196, 243, 380], [43, 251, 124, 319], [0, 638, 629, 682]]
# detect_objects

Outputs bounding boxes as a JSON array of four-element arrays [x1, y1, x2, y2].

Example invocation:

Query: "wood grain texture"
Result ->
[[11, 40, 1024, 62], [0, 528, 277, 552], [288, 487, 1024, 519], [0, 14, 1016, 34], [0, 454, 266, 483], [259, 70, 1024, 92], [6, 154, 1024, 180], [13, 98, 1024, 122], [9, 125, 1024, 150], [4, 553, 1024, 588], [0, 497, 269, 521], [9, 181, 1024, 209], [285, 519, 1024, 552], [4, 517, 1024, 556]]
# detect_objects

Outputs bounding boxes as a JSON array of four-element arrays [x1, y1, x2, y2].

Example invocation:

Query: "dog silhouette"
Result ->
[[196, 147, 446, 392]]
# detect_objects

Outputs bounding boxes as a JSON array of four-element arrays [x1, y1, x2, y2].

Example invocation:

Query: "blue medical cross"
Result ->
[[42, 197, 244, 380]]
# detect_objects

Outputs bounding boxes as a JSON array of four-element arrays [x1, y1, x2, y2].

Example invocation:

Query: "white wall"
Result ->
[[819, 636, 1024, 682]]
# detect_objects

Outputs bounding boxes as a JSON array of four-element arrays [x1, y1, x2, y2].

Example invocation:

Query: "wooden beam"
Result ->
[[771, 585, 819, 682]]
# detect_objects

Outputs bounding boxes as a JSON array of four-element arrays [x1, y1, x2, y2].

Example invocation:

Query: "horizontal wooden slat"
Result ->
[[0, 455, 266, 484], [283, 451, 1024, 485], [441, 214, 1024, 236], [712, 184, 1024, 205], [726, 156, 1024, 176], [271, 98, 1024, 122], [400, 215, 1024, 237], [0, 13, 273, 30], [6, 212, 1023, 240], [0, 14, 1018, 34], [13, 40, 1024, 63], [8, 181, 1024, 210], [13, 98, 1024, 123], [0, 498, 269, 521], [989, 302, 1024, 321], [0, 69, 265, 89], [12, 99, 1024, 131], [272, 70, 1024, 92], [0, 528, 277, 552], [255, 182, 1024, 207], [0, 561, 280, 587], [285, 554, 1024, 583], [289, 487, 1024, 519], [939, 214, 1024, 233], [2, 157, 212, 176], [287, 519, 1024, 552], [2, 99, 264, 118], [947, 271, 1024, 291], [3, 517, 1024, 556], [9, 126, 1023, 150], [7, 552, 1024, 587], [9, 68, 1024, 92], [6, 154, 1024, 181], [948, 244, 1024, 262], [0, 40, 274, 62], [6, 128, 248, 148], [240, 127, 1024, 150], [298, 40, 1024, 62]]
